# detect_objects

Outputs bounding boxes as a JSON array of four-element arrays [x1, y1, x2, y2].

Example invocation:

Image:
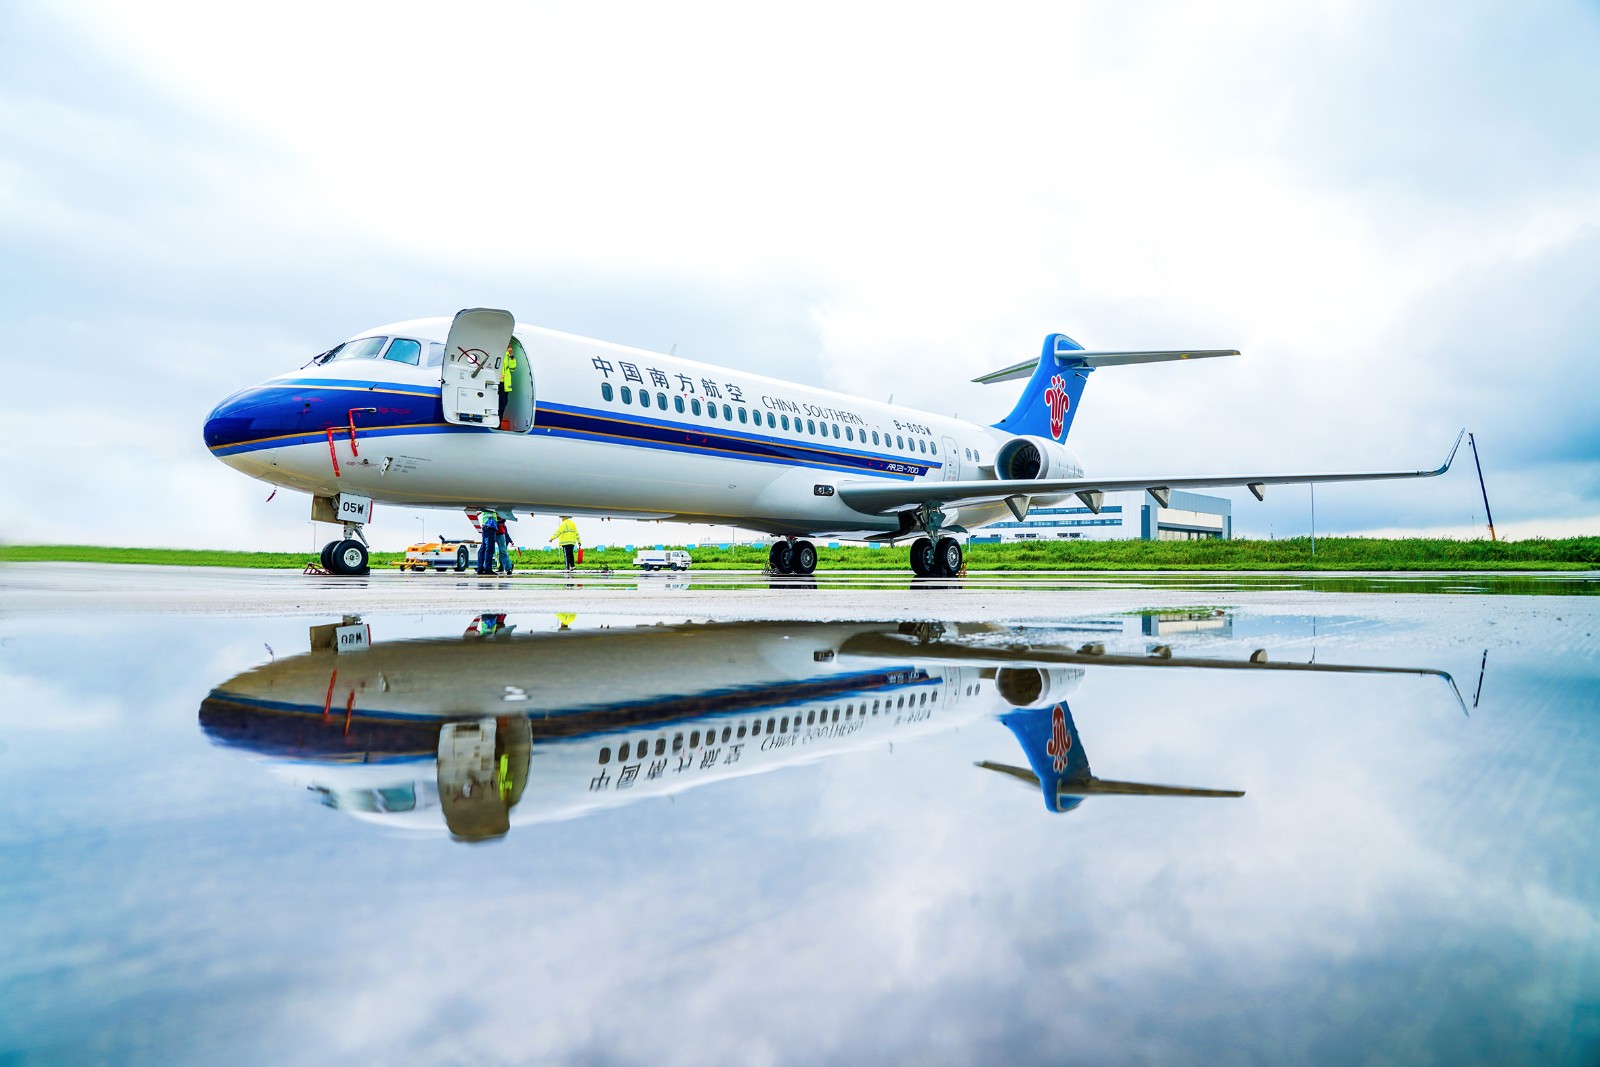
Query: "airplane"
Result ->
[[197, 616, 1464, 841], [202, 308, 1464, 576]]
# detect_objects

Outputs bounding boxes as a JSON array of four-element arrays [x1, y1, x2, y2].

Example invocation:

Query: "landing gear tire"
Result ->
[[792, 540, 818, 576], [909, 537, 935, 577], [328, 538, 369, 577], [769, 540, 795, 574], [319, 541, 337, 571], [933, 537, 962, 577], [454, 546, 469, 572]]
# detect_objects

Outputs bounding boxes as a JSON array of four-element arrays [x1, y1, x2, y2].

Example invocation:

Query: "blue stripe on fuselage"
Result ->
[[204, 381, 938, 480]]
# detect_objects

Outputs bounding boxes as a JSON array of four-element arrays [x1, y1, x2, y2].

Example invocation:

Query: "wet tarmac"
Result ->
[[1, 564, 1597, 1064]]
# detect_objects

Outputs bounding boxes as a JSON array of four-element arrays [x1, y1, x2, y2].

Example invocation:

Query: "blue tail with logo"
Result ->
[[987, 698, 1246, 811], [992, 334, 1092, 444], [998, 701, 1092, 813]]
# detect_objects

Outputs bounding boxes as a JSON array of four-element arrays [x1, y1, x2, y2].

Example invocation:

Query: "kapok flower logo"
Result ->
[[1045, 703, 1073, 772], [1044, 374, 1070, 440]]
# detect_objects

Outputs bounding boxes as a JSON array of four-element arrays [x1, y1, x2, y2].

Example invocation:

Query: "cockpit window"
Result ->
[[330, 336, 387, 361], [424, 342, 445, 368], [383, 338, 422, 365]]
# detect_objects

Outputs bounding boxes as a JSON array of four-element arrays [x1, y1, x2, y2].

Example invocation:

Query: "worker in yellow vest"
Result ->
[[549, 515, 581, 573], [498, 343, 517, 426]]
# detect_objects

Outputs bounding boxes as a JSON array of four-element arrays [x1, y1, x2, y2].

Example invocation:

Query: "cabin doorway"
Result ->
[[440, 308, 534, 433], [501, 336, 534, 433]]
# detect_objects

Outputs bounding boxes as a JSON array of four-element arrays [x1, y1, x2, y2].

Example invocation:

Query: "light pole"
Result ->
[[1309, 483, 1316, 563]]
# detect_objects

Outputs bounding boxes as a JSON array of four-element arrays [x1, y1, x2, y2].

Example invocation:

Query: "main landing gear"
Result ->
[[319, 523, 370, 577], [768, 538, 817, 576], [909, 535, 963, 578], [905, 504, 962, 578]]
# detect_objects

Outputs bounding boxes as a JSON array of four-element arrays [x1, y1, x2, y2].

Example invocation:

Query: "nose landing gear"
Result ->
[[319, 522, 370, 576]]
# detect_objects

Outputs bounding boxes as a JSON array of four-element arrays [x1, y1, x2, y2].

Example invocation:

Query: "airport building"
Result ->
[[971, 490, 1231, 543]]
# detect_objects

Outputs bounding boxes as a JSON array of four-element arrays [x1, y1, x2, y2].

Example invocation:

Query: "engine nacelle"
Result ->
[[994, 435, 1084, 481], [994, 666, 1085, 708]]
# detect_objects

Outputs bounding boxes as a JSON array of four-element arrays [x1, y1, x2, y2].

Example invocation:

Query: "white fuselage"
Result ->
[[205, 317, 1082, 538]]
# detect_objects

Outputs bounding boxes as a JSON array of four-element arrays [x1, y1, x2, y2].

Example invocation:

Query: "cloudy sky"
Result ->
[[2, 0, 1597, 550]]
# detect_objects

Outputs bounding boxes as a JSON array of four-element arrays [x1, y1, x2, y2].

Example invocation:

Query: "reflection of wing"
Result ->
[[837, 631, 1469, 715], [838, 430, 1464, 516]]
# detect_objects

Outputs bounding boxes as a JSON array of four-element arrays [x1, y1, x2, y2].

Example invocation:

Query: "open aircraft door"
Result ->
[[441, 308, 514, 426]]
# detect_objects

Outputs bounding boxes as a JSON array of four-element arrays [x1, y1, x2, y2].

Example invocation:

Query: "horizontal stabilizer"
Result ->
[[975, 762, 1244, 799], [973, 348, 1239, 384]]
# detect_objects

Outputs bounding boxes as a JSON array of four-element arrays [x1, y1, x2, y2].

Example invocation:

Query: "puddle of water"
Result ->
[[0, 607, 1595, 1063]]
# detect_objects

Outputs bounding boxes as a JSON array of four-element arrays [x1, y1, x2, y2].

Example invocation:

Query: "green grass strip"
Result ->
[[3, 537, 1597, 571]]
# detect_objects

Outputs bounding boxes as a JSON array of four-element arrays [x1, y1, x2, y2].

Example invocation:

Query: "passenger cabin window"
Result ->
[[675, 396, 685, 413], [601, 383, 614, 401], [383, 338, 421, 365], [723, 404, 732, 420], [781, 415, 790, 430], [832, 424, 840, 438], [708, 404, 718, 420], [692, 398, 702, 415], [738, 408, 748, 424], [657, 391, 667, 408], [872, 431, 880, 445], [766, 412, 776, 428], [807, 419, 816, 434], [331, 336, 387, 361], [621, 386, 633, 404]]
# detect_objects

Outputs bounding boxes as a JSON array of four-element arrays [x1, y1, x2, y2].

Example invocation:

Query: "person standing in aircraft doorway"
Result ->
[[549, 515, 580, 574], [498, 343, 517, 428], [477, 510, 500, 575]]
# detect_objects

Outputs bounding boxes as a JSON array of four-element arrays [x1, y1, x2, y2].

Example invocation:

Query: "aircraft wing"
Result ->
[[838, 430, 1464, 518]]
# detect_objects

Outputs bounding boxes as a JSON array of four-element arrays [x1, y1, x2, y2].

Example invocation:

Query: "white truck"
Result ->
[[633, 549, 692, 572]]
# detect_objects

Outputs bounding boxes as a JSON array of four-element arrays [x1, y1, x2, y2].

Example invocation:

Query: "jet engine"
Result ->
[[994, 436, 1084, 481], [994, 666, 1084, 708]]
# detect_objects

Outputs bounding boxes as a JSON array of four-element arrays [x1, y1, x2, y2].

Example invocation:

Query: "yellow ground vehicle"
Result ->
[[401, 537, 478, 572]]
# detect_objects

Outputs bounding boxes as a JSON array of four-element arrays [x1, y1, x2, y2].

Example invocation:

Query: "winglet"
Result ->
[[1438, 429, 1466, 475]]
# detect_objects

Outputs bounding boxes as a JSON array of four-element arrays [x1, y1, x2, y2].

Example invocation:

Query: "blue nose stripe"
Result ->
[[203, 384, 445, 455]]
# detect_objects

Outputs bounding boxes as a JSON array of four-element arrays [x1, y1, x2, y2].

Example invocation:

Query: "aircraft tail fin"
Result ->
[[978, 336, 1239, 444]]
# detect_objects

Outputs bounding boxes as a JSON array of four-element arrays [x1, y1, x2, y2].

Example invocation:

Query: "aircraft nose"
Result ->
[[203, 387, 295, 456]]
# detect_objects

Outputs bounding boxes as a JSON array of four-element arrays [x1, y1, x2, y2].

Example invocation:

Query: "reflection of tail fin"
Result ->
[[991, 700, 1244, 812], [996, 701, 1092, 812]]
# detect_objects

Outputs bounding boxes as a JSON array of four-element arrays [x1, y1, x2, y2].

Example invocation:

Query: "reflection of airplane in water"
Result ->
[[199, 618, 1464, 841]]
